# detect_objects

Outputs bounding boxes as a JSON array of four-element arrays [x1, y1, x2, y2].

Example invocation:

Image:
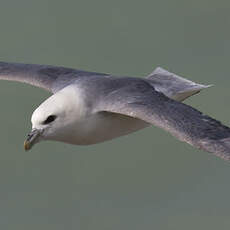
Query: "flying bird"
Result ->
[[0, 61, 229, 161]]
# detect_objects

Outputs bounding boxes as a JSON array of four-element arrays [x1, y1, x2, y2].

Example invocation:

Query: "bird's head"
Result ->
[[24, 85, 86, 150]]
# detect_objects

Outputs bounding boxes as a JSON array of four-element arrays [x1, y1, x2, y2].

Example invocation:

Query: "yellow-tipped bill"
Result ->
[[24, 129, 41, 151]]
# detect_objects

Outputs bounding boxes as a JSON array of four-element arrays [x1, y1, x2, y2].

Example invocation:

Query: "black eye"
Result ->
[[43, 115, 57, 124]]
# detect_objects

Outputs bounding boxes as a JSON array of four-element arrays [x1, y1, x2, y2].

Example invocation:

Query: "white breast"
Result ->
[[59, 112, 149, 145]]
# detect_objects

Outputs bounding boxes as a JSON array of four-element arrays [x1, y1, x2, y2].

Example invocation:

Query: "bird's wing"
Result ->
[[95, 79, 230, 160], [146, 67, 212, 101], [0, 62, 109, 93]]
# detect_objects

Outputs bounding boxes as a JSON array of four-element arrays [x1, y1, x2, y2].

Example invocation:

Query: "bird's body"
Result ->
[[0, 61, 230, 161], [65, 112, 148, 145], [33, 80, 149, 145]]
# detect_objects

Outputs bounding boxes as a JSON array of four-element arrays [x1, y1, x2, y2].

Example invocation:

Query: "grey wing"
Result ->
[[0, 62, 109, 93], [95, 79, 230, 161], [147, 67, 212, 101]]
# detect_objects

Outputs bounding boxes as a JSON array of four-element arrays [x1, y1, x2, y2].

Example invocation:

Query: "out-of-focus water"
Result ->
[[0, 0, 230, 229]]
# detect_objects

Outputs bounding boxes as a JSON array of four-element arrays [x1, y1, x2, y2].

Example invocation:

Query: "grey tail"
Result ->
[[146, 67, 212, 102]]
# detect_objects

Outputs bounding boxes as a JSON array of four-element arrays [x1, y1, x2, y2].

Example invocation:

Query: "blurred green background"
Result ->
[[0, 0, 230, 229]]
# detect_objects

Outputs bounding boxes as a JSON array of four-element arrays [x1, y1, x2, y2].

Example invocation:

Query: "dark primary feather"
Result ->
[[94, 78, 230, 160], [0, 62, 109, 93]]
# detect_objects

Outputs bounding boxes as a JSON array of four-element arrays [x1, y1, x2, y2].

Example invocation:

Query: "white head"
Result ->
[[24, 85, 87, 150]]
